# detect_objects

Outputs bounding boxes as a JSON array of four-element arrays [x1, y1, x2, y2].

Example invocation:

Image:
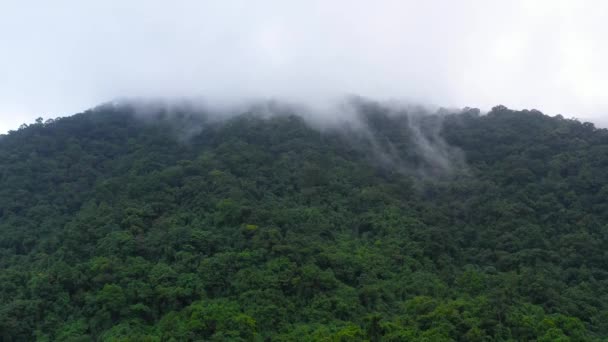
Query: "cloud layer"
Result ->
[[1, 0, 607, 133]]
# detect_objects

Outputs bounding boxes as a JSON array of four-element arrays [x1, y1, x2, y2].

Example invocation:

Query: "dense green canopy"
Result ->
[[1, 101, 607, 341]]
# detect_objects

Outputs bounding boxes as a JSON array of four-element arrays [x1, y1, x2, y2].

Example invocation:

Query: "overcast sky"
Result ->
[[1, 0, 607, 133]]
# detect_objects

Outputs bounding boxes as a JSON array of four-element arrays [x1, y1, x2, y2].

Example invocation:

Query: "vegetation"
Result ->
[[1, 101, 608, 341]]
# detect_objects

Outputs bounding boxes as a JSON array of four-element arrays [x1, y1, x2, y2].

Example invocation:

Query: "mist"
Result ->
[[96, 95, 467, 181], [1, 0, 608, 133]]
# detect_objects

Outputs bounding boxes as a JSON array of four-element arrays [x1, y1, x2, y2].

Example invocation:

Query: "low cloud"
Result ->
[[107, 96, 467, 178], [1, 0, 607, 133]]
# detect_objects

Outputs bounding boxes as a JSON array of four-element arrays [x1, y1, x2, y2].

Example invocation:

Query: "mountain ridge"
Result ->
[[1, 101, 607, 341]]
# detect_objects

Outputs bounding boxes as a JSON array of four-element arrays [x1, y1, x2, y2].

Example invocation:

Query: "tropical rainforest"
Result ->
[[1, 99, 608, 341]]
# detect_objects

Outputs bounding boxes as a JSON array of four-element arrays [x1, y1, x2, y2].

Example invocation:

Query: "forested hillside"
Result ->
[[1, 101, 608, 341]]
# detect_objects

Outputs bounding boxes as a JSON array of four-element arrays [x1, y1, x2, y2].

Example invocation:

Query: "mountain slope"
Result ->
[[1, 102, 607, 341]]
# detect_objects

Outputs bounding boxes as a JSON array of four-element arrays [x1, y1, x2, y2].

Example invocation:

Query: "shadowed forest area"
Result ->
[[1, 101, 608, 341]]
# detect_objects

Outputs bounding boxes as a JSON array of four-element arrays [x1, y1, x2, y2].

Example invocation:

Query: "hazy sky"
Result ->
[[1, 0, 607, 133]]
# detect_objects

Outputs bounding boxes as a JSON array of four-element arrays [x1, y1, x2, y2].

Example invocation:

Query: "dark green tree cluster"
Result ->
[[1, 101, 608, 341]]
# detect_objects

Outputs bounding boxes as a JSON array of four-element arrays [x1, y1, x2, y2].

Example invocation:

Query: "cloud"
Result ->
[[1, 0, 607, 133]]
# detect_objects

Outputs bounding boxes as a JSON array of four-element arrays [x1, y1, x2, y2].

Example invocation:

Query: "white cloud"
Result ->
[[1, 0, 607, 133]]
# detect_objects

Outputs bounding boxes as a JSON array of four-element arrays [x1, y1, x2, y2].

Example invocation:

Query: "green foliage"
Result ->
[[1, 103, 608, 340]]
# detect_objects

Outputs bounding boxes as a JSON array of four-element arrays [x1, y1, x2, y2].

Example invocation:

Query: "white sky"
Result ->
[[1, 0, 607, 133]]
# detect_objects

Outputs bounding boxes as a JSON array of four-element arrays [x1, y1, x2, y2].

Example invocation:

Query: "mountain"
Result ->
[[1, 100, 608, 341]]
